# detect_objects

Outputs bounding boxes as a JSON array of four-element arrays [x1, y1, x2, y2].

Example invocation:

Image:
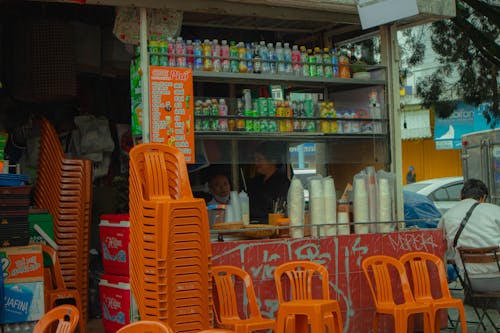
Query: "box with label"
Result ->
[[0, 245, 44, 323], [99, 214, 130, 276], [99, 274, 137, 333]]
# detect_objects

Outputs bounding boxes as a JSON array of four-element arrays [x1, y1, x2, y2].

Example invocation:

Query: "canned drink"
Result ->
[[307, 120, 316, 132], [260, 119, 268, 132], [257, 98, 268, 116], [320, 120, 329, 133], [268, 98, 276, 116], [202, 118, 210, 131], [195, 118, 202, 131], [330, 120, 338, 133], [268, 120, 278, 132], [303, 99, 314, 117]]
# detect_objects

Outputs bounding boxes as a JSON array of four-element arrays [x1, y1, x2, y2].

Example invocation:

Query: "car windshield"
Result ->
[[404, 183, 431, 192]]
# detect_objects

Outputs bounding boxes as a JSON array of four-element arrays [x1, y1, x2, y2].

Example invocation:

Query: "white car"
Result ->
[[404, 176, 464, 214]]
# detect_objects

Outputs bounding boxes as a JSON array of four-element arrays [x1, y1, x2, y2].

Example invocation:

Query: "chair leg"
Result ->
[[457, 305, 468, 333], [372, 313, 378, 333]]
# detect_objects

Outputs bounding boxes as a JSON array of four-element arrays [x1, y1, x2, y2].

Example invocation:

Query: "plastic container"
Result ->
[[99, 274, 134, 333], [99, 214, 130, 277]]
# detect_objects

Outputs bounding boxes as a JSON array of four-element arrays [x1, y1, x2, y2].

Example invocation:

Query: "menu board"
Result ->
[[149, 66, 194, 163]]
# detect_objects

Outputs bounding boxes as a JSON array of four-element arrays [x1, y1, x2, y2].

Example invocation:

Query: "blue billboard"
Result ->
[[434, 102, 497, 150]]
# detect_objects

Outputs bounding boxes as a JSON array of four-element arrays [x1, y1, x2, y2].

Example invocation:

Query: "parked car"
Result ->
[[403, 190, 441, 228], [404, 176, 464, 214]]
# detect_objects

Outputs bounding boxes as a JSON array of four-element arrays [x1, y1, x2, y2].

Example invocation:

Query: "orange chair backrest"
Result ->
[[40, 243, 67, 291], [115, 320, 174, 333], [400, 252, 451, 301], [274, 260, 330, 303], [212, 265, 262, 323], [33, 304, 79, 333], [129, 143, 193, 200], [362, 255, 415, 307]]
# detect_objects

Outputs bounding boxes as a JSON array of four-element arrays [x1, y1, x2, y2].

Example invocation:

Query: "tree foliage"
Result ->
[[406, 0, 499, 124]]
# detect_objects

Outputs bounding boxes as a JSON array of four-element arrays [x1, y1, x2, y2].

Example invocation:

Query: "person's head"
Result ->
[[254, 142, 283, 179], [409, 166, 414, 173], [460, 178, 488, 202], [209, 174, 231, 203]]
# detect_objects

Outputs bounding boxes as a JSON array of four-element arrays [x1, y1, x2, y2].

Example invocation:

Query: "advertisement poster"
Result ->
[[149, 66, 194, 163]]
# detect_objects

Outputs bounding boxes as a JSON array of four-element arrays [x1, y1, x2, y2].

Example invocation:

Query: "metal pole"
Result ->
[[140, 7, 150, 143], [380, 24, 404, 229]]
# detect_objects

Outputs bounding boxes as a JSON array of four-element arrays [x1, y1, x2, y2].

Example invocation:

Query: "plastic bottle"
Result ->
[[148, 36, 160, 66], [314, 47, 324, 77], [229, 41, 239, 73], [338, 48, 350, 78], [307, 49, 316, 77], [167, 37, 176, 67], [218, 98, 229, 130], [323, 47, 333, 78], [267, 42, 276, 74], [221, 40, 230, 72], [253, 43, 262, 74], [186, 39, 194, 69], [292, 44, 301, 76], [159, 37, 168, 66], [284, 42, 292, 74], [193, 39, 203, 71], [237, 42, 248, 73], [212, 39, 221, 72], [331, 48, 339, 78], [202, 39, 213, 71], [300, 46, 309, 77], [245, 42, 254, 73], [259, 41, 270, 73], [175, 37, 186, 67], [275, 42, 285, 74]]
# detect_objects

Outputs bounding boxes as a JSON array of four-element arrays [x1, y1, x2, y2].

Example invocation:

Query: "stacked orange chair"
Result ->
[[129, 143, 213, 332], [116, 320, 174, 333], [33, 304, 80, 333], [362, 255, 432, 333], [212, 265, 275, 332], [34, 117, 92, 329], [400, 252, 467, 332], [274, 260, 344, 333]]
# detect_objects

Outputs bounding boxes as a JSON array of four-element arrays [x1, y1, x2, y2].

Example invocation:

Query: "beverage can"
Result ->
[[149, 39, 160, 66], [257, 98, 268, 116]]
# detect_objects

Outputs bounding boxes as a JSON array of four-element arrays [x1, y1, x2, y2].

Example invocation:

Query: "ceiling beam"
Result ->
[[182, 21, 314, 33]]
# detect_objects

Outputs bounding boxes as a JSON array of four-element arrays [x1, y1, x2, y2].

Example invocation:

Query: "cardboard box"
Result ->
[[0, 245, 44, 323], [99, 214, 130, 277], [99, 274, 137, 333]]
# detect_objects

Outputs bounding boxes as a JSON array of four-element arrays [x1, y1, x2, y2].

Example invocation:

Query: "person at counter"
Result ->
[[207, 173, 231, 206], [248, 143, 290, 224]]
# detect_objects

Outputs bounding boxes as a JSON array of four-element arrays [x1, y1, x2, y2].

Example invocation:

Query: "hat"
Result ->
[[409, 166, 414, 171]]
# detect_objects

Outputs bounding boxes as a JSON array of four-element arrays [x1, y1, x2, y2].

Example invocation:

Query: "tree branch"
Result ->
[[460, 0, 500, 30]]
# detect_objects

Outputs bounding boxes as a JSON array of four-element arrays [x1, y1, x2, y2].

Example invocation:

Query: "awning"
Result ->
[[401, 105, 432, 140]]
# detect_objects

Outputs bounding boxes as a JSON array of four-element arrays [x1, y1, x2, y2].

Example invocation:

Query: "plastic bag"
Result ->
[[74, 115, 115, 154]]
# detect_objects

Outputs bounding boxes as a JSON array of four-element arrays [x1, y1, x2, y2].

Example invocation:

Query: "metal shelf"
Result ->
[[193, 71, 386, 91], [195, 131, 386, 142]]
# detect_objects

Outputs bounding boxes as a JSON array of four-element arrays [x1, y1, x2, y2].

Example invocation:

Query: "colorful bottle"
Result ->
[[323, 47, 333, 78], [203, 39, 213, 71], [331, 48, 339, 78], [212, 39, 222, 72], [148, 36, 159, 66], [314, 47, 324, 77], [284, 42, 292, 74], [218, 98, 228, 130], [275, 42, 285, 74], [238, 42, 248, 73], [246, 42, 254, 73], [253, 43, 262, 74], [193, 39, 203, 71], [186, 40, 194, 69], [307, 49, 316, 77], [221, 40, 230, 72], [267, 42, 276, 74], [175, 37, 186, 68], [300, 46, 309, 77], [159, 37, 168, 66], [292, 44, 301, 76], [338, 48, 350, 78], [229, 41, 239, 73], [259, 41, 270, 73], [167, 37, 176, 67]]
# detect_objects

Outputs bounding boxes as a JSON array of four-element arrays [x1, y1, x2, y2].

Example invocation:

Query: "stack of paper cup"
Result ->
[[367, 168, 378, 233], [378, 177, 393, 233], [288, 178, 304, 238], [323, 177, 337, 236], [309, 178, 324, 237], [353, 176, 370, 234]]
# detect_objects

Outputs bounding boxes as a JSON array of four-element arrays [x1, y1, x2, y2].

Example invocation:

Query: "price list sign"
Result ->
[[149, 66, 195, 163]]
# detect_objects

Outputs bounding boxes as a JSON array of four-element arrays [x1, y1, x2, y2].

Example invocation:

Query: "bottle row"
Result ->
[[146, 36, 365, 79], [194, 97, 384, 134]]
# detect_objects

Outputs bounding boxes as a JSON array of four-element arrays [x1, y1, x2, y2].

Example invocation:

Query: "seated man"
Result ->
[[438, 179, 500, 307]]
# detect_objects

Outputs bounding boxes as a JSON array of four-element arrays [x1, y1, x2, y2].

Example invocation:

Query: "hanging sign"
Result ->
[[149, 66, 194, 163]]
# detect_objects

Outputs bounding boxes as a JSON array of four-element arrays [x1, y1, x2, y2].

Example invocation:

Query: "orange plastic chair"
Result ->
[[362, 255, 432, 333], [115, 320, 174, 333], [274, 260, 343, 333], [400, 252, 467, 332], [40, 243, 85, 333], [33, 304, 79, 333], [212, 265, 275, 333]]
